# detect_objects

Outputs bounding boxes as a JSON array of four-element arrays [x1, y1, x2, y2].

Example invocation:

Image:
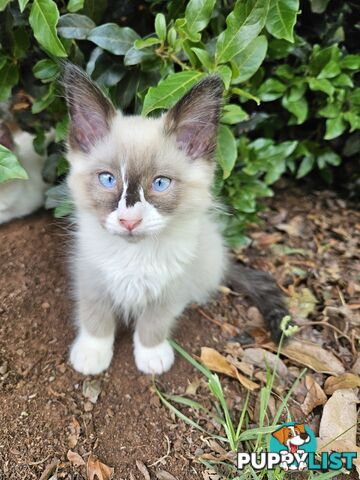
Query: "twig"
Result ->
[[148, 435, 171, 467], [297, 320, 351, 341]]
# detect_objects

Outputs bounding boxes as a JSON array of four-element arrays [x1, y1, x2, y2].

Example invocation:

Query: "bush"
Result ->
[[0, 0, 359, 244]]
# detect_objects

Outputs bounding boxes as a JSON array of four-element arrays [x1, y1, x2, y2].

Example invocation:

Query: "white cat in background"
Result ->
[[0, 122, 49, 224]]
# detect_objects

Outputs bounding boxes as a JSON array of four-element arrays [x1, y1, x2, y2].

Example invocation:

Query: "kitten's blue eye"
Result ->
[[152, 177, 171, 192], [99, 172, 116, 188]]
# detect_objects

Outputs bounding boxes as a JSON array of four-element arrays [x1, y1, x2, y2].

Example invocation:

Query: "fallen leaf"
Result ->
[[67, 450, 85, 467], [39, 460, 59, 480], [282, 339, 345, 375], [301, 374, 327, 415], [155, 470, 178, 480], [319, 389, 358, 445], [87, 455, 114, 480], [250, 232, 283, 248], [136, 460, 150, 480], [185, 377, 202, 396], [351, 355, 360, 374], [200, 347, 259, 391], [276, 215, 305, 237], [324, 373, 360, 395], [289, 287, 317, 319], [67, 417, 81, 449], [242, 348, 288, 377], [83, 379, 101, 404]]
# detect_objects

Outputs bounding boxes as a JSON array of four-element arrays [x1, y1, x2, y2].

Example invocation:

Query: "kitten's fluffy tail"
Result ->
[[228, 263, 289, 342]]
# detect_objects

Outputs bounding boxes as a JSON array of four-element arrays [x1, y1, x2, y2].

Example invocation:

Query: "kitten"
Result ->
[[0, 122, 49, 224], [63, 64, 288, 376]]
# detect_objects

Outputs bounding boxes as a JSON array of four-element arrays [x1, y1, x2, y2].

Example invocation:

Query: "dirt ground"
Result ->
[[0, 186, 359, 480]]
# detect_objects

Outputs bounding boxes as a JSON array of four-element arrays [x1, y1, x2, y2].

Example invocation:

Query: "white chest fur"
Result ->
[[76, 213, 200, 315]]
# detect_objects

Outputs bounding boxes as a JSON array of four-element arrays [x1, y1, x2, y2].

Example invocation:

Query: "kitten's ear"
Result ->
[[0, 122, 14, 150], [62, 63, 115, 153], [164, 76, 223, 160]]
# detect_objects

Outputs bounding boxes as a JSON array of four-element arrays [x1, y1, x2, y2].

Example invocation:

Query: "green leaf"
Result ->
[[319, 102, 341, 118], [232, 35, 267, 84], [29, 0, 67, 57], [216, 0, 269, 64], [155, 13, 167, 41], [67, 0, 84, 12], [191, 47, 213, 70], [221, 104, 248, 125], [58, 13, 95, 39], [0, 62, 19, 102], [309, 44, 340, 77], [31, 82, 56, 114], [343, 112, 360, 132], [33, 58, 60, 81], [88, 24, 140, 55], [282, 95, 308, 124], [341, 55, 360, 70], [324, 116, 347, 140], [317, 151, 341, 168], [134, 37, 160, 49], [232, 86, 260, 104], [18, 0, 30, 12], [216, 125, 237, 179], [258, 78, 286, 101], [124, 46, 155, 66], [217, 65, 232, 90], [185, 0, 216, 34], [309, 0, 330, 13], [266, 0, 299, 42], [317, 60, 341, 79], [308, 77, 334, 97], [142, 71, 205, 116], [0, 0, 11, 11], [0, 145, 28, 183], [55, 116, 69, 142], [332, 73, 353, 88], [297, 155, 315, 178]]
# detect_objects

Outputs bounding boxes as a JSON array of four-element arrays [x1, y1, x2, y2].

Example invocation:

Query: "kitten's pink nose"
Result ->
[[119, 218, 142, 231]]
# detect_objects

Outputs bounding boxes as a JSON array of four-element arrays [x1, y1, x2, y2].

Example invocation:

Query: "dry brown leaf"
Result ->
[[67, 417, 81, 449], [135, 460, 150, 480], [67, 450, 85, 467], [289, 287, 317, 319], [276, 215, 305, 237], [317, 438, 360, 477], [352, 355, 360, 375], [319, 389, 358, 445], [83, 379, 101, 404], [155, 470, 178, 480], [282, 339, 345, 375], [200, 347, 259, 391], [301, 374, 327, 415], [242, 348, 288, 377], [324, 373, 360, 395], [87, 455, 114, 480], [185, 377, 202, 395], [250, 232, 283, 248]]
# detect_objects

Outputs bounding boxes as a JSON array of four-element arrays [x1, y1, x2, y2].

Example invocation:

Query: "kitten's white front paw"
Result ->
[[133, 332, 174, 375], [70, 330, 114, 375]]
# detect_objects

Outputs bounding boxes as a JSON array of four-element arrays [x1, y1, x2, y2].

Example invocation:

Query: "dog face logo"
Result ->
[[270, 422, 315, 471], [272, 423, 310, 454]]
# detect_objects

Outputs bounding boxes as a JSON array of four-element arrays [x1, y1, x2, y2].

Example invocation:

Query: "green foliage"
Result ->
[[0, 0, 358, 243], [0, 145, 28, 182]]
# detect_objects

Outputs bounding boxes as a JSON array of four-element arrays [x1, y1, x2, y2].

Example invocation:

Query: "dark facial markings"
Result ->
[[125, 174, 141, 208]]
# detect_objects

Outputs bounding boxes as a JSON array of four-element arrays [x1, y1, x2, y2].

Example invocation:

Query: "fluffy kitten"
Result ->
[[63, 64, 288, 376], [0, 123, 49, 224]]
